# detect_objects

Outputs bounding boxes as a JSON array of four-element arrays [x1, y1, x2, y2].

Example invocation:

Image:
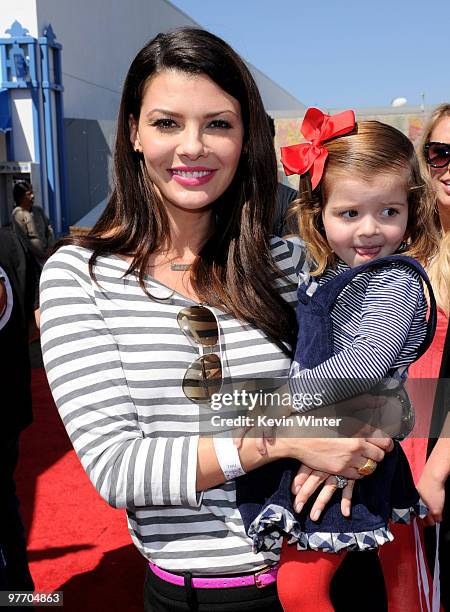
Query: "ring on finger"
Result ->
[[334, 475, 348, 489], [357, 458, 377, 476]]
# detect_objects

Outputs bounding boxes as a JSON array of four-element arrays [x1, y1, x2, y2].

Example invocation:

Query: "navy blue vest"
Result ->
[[236, 255, 437, 540], [294, 254, 436, 370]]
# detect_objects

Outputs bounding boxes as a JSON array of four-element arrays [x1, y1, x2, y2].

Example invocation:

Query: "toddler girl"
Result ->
[[236, 108, 439, 611]]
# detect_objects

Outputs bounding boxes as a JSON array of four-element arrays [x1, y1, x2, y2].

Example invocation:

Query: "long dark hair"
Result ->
[[61, 28, 296, 354]]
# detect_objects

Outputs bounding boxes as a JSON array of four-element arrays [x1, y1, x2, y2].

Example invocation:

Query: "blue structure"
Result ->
[[0, 20, 68, 233], [39, 24, 68, 234], [0, 88, 12, 133]]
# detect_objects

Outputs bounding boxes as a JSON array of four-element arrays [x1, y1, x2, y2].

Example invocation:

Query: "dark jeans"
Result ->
[[0, 436, 34, 591], [143, 566, 283, 612]]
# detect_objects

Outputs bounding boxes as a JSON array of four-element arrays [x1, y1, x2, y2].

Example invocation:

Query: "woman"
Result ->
[[419, 352, 450, 612], [373, 104, 450, 612], [416, 104, 450, 611], [39, 29, 391, 611]]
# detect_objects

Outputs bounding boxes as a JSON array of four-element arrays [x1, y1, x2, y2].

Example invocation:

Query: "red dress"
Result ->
[[379, 307, 448, 612]]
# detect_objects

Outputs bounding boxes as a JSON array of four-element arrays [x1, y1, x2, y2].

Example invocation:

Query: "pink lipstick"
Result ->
[[170, 166, 216, 186]]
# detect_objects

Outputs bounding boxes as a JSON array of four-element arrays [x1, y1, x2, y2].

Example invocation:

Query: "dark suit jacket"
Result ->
[[273, 183, 298, 237], [0, 228, 39, 437]]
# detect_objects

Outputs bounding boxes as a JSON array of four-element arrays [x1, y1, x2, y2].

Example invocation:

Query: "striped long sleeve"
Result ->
[[39, 240, 306, 573], [40, 250, 201, 510]]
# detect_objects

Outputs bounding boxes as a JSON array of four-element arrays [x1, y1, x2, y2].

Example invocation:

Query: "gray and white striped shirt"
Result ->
[[39, 237, 305, 574]]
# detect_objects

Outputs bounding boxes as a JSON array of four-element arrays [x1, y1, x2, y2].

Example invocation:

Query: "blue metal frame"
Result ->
[[0, 21, 68, 234], [39, 39, 56, 228], [39, 24, 67, 234], [5, 131, 14, 160], [0, 21, 38, 89], [0, 20, 40, 174], [50, 29, 68, 233], [0, 88, 14, 160]]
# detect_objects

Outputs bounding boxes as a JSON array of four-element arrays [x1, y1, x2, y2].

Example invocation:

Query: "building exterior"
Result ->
[[0, 0, 305, 232], [273, 105, 434, 190], [1, 2, 435, 233]]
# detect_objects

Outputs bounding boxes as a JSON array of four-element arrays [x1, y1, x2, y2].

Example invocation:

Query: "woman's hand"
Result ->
[[233, 402, 290, 455], [278, 434, 393, 480], [291, 465, 355, 520]]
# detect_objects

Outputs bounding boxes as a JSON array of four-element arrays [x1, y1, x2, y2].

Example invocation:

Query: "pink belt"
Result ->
[[148, 561, 279, 589]]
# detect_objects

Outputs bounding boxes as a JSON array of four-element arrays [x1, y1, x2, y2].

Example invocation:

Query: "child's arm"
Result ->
[[417, 413, 450, 524], [290, 266, 427, 411]]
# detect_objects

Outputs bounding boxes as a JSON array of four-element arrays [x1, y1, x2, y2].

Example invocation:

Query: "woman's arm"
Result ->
[[196, 434, 393, 491], [41, 248, 393, 511], [417, 413, 450, 524], [40, 250, 206, 510]]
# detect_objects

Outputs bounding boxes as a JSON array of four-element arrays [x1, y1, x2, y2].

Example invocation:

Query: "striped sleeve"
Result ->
[[39, 248, 201, 510], [270, 236, 309, 303], [290, 265, 428, 408]]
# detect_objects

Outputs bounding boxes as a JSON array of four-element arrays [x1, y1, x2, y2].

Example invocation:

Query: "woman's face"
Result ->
[[130, 69, 244, 213], [429, 116, 450, 211]]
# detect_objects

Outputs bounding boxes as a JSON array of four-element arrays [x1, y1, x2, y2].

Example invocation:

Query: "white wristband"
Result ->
[[213, 432, 246, 481]]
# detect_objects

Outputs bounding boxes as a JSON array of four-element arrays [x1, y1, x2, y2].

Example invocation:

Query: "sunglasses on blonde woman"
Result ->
[[177, 305, 223, 403], [424, 141, 450, 168]]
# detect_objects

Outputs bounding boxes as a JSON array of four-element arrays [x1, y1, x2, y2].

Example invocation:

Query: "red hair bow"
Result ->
[[280, 108, 355, 190]]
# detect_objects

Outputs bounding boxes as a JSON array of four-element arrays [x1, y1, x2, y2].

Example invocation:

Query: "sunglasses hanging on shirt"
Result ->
[[177, 305, 223, 403]]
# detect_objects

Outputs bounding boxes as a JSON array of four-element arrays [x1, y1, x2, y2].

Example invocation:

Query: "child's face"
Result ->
[[322, 171, 408, 268]]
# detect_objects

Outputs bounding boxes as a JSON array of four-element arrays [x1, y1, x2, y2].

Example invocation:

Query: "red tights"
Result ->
[[277, 540, 343, 612], [278, 530, 438, 612]]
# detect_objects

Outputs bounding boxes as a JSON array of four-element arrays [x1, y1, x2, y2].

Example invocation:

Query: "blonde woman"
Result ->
[[417, 104, 450, 611], [377, 105, 450, 612]]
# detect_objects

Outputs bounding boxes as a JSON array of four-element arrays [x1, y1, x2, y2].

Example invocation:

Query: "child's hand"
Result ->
[[417, 469, 446, 525], [291, 464, 355, 520]]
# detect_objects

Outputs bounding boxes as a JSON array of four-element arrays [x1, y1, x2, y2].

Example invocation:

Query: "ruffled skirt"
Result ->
[[236, 442, 427, 554]]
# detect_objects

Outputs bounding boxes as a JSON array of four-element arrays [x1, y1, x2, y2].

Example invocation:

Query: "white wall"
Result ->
[[33, 0, 199, 120], [248, 65, 305, 112], [0, 0, 38, 37], [2, 0, 304, 121], [0, 0, 305, 226], [10, 91, 35, 160]]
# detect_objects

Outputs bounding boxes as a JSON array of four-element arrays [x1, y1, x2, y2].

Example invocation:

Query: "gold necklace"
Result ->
[[170, 263, 192, 272]]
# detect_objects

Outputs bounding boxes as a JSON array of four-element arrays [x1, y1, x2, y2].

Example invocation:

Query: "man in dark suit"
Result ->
[[0, 227, 38, 591], [266, 114, 298, 237]]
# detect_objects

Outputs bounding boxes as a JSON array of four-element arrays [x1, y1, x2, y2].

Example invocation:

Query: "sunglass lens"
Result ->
[[177, 306, 218, 347], [426, 143, 450, 168], [182, 354, 222, 402]]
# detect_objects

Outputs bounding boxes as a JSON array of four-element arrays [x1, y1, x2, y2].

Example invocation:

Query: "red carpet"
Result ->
[[15, 368, 145, 611]]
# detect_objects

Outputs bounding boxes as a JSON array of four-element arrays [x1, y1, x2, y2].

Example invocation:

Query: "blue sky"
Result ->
[[170, 0, 449, 109]]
